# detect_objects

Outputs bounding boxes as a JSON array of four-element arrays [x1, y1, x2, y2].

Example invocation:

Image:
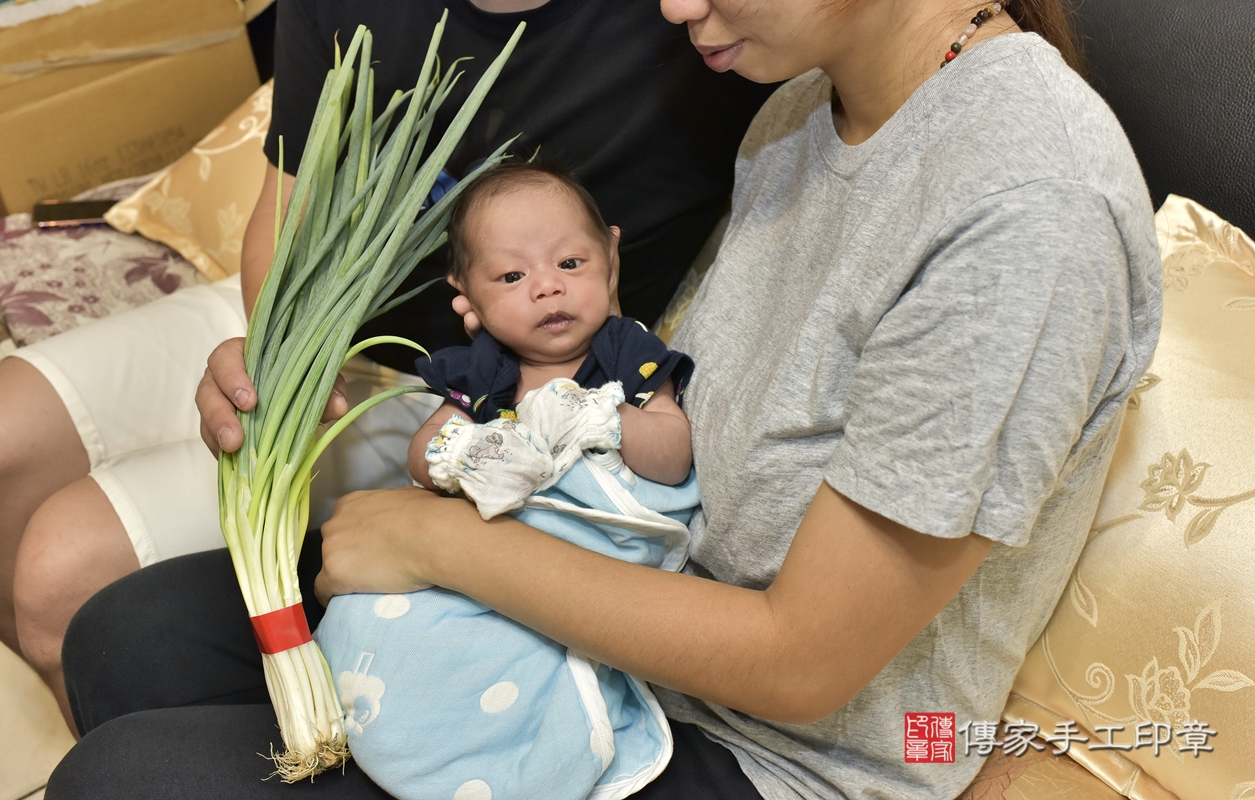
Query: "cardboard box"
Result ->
[[0, 58, 141, 114], [0, 0, 244, 62], [0, 0, 259, 215]]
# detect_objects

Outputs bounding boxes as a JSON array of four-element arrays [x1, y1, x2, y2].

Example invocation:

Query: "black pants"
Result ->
[[49, 534, 762, 800]]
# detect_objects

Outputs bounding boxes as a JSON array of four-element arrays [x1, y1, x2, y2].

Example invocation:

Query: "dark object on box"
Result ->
[[1071, 0, 1255, 236]]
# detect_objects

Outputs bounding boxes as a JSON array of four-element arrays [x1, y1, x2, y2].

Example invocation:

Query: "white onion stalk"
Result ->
[[217, 17, 523, 781]]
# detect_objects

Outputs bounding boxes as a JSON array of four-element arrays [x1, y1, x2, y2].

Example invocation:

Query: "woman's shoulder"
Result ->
[[913, 33, 1157, 276], [943, 34, 1142, 195]]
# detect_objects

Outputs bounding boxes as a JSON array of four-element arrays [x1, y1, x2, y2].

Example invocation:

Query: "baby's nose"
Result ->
[[532, 270, 565, 298]]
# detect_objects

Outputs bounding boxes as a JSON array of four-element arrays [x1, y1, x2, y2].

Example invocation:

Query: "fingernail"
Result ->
[[217, 426, 231, 448], [334, 390, 346, 404], [234, 389, 249, 406]]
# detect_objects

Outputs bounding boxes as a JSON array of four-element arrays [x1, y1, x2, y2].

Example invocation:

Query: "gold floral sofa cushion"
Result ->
[[105, 80, 272, 280], [1001, 195, 1255, 800]]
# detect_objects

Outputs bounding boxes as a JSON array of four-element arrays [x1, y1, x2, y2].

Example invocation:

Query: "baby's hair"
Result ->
[[446, 160, 612, 286]]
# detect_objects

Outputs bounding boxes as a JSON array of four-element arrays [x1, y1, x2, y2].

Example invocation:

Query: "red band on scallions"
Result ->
[[250, 603, 312, 655]]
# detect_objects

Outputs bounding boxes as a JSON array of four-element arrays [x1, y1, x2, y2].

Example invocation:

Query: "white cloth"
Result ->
[[4, 274, 439, 566], [426, 415, 557, 520], [426, 379, 625, 519], [517, 378, 623, 481]]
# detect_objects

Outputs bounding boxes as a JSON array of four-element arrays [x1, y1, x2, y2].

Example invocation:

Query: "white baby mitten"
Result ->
[[425, 414, 555, 519], [516, 379, 624, 481]]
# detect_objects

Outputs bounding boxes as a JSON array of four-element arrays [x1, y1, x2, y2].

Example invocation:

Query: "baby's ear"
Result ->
[[446, 274, 465, 295], [606, 225, 622, 299]]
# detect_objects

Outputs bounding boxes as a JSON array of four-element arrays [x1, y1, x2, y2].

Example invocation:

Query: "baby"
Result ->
[[409, 160, 694, 500], [315, 163, 700, 800]]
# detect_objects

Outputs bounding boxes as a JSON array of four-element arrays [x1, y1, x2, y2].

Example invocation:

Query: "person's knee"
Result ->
[[61, 546, 270, 735], [43, 718, 116, 800], [44, 709, 238, 800], [0, 357, 86, 478], [57, 556, 182, 736], [58, 565, 167, 736], [46, 705, 391, 799], [13, 480, 137, 672]]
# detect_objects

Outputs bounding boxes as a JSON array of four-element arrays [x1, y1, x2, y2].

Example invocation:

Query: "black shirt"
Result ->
[[263, 0, 774, 372]]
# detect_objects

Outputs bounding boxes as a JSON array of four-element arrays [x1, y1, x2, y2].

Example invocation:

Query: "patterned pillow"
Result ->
[[105, 81, 272, 280], [1007, 196, 1255, 800]]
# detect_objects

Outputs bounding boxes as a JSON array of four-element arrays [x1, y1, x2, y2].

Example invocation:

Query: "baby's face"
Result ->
[[455, 184, 619, 365]]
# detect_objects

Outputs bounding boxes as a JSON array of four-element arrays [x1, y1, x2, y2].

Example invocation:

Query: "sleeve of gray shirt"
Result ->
[[824, 178, 1136, 547]]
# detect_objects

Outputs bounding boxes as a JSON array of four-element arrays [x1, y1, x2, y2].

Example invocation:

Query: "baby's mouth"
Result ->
[[538, 312, 575, 331]]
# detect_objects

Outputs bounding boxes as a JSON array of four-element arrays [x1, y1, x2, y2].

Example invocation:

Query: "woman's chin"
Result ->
[[711, 49, 805, 85]]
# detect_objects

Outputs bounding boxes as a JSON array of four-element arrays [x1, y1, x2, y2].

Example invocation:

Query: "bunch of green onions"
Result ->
[[218, 17, 523, 781]]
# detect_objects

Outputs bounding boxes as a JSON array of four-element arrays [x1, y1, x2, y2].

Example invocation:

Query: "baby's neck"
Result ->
[[513, 350, 590, 403]]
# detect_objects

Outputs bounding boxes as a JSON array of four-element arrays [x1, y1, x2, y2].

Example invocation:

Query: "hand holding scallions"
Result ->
[[195, 336, 349, 456]]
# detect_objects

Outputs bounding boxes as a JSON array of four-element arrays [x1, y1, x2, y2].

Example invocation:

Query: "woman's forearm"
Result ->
[[319, 483, 992, 724], [430, 502, 792, 713]]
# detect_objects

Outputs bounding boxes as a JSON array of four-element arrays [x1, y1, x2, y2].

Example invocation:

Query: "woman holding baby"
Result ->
[[46, 0, 1161, 798]]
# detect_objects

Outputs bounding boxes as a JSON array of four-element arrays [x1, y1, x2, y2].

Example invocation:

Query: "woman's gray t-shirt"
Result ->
[[661, 34, 1162, 800]]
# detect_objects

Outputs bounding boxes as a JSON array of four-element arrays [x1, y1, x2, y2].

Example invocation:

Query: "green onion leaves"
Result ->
[[217, 18, 523, 780]]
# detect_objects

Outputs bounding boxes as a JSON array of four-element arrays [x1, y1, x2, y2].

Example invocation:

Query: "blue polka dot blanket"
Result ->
[[316, 379, 698, 800]]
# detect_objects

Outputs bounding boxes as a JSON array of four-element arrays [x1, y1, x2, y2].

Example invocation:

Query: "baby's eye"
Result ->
[[501, 272, 523, 284], [558, 258, 579, 271]]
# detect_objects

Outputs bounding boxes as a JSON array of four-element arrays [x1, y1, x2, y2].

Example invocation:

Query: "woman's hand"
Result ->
[[450, 293, 482, 338], [315, 487, 481, 605], [195, 337, 348, 455]]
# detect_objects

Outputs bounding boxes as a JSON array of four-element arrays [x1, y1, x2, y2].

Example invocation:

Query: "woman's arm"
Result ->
[[239, 162, 296, 317], [315, 480, 992, 724], [617, 378, 692, 485]]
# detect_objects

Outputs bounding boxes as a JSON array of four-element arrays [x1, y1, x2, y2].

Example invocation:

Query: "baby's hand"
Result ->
[[516, 379, 624, 476], [425, 415, 555, 519]]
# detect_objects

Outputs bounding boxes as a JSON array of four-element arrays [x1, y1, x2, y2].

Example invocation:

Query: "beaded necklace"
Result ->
[[941, 1, 1007, 68]]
